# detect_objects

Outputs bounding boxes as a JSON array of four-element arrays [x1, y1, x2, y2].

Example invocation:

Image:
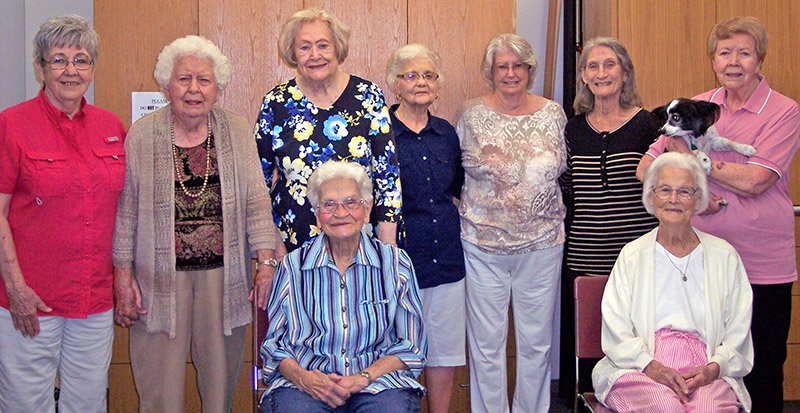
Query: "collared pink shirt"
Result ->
[[646, 77, 800, 284], [0, 90, 127, 317]]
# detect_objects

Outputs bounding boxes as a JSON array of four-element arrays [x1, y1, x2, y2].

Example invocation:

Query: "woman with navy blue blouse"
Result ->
[[386, 43, 466, 413], [254, 8, 401, 256]]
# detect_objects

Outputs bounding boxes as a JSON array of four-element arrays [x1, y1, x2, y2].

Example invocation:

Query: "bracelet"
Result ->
[[258, 258, 278, 268], [358, 370, 372, 383]]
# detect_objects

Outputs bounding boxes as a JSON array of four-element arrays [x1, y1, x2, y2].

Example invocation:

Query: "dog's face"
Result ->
[[653, 98, 720, 138]]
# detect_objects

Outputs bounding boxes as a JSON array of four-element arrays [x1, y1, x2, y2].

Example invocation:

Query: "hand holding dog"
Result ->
[[664, 136, 692, 154]]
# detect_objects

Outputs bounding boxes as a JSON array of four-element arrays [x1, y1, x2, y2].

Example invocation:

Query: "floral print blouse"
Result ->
[[254, 75, 401, 251], [456, 98, 568, 255]]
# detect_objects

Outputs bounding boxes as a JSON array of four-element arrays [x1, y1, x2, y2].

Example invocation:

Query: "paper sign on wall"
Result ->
[[131, 92, 168, 124]]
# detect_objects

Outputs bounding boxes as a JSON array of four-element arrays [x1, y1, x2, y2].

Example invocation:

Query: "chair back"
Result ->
[[574, 276, 608, 359]]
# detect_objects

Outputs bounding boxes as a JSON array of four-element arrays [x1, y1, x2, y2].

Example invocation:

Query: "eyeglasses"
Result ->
[[317, 197, 366, 213], [45, 56, 94, 71], [397, 71, 439, 83], [653, 185, 697, 200]]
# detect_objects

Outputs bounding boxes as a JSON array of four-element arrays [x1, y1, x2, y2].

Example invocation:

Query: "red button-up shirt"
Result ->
[[0, 90, 126, 318]]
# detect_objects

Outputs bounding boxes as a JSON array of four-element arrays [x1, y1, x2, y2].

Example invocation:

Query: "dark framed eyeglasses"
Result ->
[[45, 56, 94, 71]]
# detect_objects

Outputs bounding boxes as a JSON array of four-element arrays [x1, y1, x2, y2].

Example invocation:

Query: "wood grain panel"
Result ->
[[582, 0, 613, 42], [308, 0, 407, 102], [199, 0, 300, 125], [614, 0, 717, 110], [93, 1, 199, 127], [408, 0, 515, 123], [787, 344, 800, 400]]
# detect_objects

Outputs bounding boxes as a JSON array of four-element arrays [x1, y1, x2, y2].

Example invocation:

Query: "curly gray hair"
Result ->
[[642, 152, 709, 215], [481, 33, 538, 90], [154, 35, 231, 95], [307, 160, 373, 208]]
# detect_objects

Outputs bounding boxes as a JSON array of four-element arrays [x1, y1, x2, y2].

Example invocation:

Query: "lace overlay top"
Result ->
[[456, 99, 567, 254]]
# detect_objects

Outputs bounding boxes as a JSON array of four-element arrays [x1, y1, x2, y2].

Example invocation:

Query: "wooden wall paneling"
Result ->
[[307, 0, 407, 102], [407, 0, 515, 124], [614, 0, 717, 110], [94, 1, 199, 127], [198, 0, 301, 125], [581, 0, 613, 43]]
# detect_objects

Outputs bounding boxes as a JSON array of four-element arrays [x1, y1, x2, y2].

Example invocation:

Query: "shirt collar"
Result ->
[[709, 76, 772, 114], [37, 88, 87, 122], [389, 103, 449, 137], [301, 230, 383, 271]]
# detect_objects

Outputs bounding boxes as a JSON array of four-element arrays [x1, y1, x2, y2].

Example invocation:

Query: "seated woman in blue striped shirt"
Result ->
[[259, 160, 427, 413]]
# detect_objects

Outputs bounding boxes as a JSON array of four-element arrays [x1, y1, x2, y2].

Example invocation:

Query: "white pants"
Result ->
[[419, 278, 466, 367], [463, 241, 562, 413], [0, 307, 114, 413]]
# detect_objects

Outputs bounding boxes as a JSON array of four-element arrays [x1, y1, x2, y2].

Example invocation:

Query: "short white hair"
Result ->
[[307, 161, 373, 207], [154, 35, 231, 95], [386, 43, 444, 92], [642, 152, 709, 215], [481, 33, 538, 90]]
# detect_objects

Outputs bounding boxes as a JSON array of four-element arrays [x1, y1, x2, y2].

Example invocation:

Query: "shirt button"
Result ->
[[345, 362, 350, 367], [341, 306, 347, 312], [426, 177, 431, 181], [429, 199, 434, 203], [432, 219, 437, 223], [433, 259, 437, 263], [341, 348, 346, 355], [340, 283, 345, 289], [422, 156, 427, 160], [433, 239, 438, 244], [417, 136, 422, 141], [343, 324, 348, 329]]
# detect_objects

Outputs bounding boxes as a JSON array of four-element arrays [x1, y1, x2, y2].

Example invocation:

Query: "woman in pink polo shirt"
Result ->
[[637, 16, 800, 413], [0, 14, 126, 412]]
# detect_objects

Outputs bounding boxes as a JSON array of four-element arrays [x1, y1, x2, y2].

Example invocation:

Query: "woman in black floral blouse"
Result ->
[[254, 7, 401, 255]]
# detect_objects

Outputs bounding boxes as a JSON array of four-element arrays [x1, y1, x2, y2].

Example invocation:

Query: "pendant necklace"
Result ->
[[664, 249, 690, 282]]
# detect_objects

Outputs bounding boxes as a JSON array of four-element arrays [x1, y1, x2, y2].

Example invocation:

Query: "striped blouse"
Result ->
[[561, 110, 659, 276], [260, 231, 426, 395]]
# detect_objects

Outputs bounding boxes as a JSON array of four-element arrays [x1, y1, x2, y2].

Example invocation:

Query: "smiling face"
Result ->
[[652, 166, 698, 227], [315, 177, 371, 246], [36, 45, 95, 116], [491, 48, 530, 96], [712, 33, 762, 98], [395, 56, 439, 111], [166, 55, 219, 122], [581, 45, 627, 101], [294, 19, 340, 84]]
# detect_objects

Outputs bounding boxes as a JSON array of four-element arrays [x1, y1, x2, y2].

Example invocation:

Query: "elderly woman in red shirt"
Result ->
[[0, 14, 126, 412]]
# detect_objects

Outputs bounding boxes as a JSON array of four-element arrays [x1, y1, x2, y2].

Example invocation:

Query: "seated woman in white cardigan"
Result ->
[[593, 152, 754, 413]]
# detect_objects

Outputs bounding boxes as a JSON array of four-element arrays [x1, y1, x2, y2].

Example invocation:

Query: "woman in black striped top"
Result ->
[[558, 36, 659, 401]]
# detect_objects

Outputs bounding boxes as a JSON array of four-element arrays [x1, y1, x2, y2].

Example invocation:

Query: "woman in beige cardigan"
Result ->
[[112, 35, 276, 413]]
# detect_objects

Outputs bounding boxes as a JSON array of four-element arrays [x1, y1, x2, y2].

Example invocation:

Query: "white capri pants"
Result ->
[[462, 240, 562, 413], [0, 307, 114, 413]]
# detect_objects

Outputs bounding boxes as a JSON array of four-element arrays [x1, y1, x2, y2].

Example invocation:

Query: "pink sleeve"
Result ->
[[0, 115, 20, 194], [644, 135, 668, 159], [747, 103, 800, 176]]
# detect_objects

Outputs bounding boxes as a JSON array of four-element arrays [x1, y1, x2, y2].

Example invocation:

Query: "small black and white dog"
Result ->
[[653, 98, 756, 174]]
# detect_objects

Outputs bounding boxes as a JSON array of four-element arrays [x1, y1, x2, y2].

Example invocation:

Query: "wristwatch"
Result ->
[[359, 370, 373, 383], [259, 258, 279, 268]]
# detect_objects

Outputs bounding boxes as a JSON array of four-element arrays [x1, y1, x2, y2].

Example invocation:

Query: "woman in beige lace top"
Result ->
[[456, 33, 567, 413]]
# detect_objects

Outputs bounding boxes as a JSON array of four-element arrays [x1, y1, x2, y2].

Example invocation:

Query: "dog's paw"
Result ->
[[740, 144, 757, 156], [695, 151, 712, 174]]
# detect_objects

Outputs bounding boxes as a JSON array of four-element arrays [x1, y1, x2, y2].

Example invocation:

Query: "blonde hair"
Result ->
[[481, 34, 538, 90], [277, 8, 351, 68], [386, 43, 444, 92]]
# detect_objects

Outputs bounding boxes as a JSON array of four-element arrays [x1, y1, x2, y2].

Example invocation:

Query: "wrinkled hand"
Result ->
[[113, 268, 147, 327], [329, 373, 369, 394], [682, 362, 720, 393], [643, 360, 689, 403], [275, 235, 288, 262], [665, 136, 692, 154], [7, 282, 51, 337], [249, 266, 275, 310], [297, 369, 351, 408]]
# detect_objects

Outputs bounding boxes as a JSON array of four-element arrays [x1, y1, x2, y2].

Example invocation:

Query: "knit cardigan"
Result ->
[[592, 227, 753, 411], [112, 104, 275, 337]]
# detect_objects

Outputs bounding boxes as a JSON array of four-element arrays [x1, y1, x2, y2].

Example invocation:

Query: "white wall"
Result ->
[[0, 0, 93, 112]]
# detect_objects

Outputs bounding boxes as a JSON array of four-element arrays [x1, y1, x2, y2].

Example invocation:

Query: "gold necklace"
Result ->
[[171, 114, 212, 198], [663, 248, 690, 282]]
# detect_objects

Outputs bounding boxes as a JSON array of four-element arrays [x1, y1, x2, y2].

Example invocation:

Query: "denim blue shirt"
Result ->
[[391, 105, 466, 289], [261, 231, 426, 395]]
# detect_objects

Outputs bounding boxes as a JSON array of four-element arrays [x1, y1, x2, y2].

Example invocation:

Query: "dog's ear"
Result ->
[[692, 100, 720, 136], [652, 104, 668, 124]]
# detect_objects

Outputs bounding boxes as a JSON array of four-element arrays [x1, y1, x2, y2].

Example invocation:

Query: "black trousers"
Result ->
[[745, 282, 793, 413]]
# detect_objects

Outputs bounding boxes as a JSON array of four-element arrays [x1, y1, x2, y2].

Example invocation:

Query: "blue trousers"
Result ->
[[260, 387, 421, 413]]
